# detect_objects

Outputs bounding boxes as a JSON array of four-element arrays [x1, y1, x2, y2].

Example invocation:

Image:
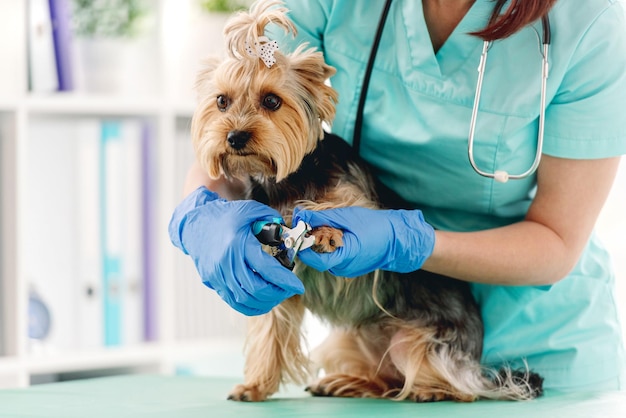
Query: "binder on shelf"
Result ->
[[172, 122, 199, 340], [25, 117, 81, 352], [100, 121, 123, 346], [28, 0, 58, 92], [75, 118, 104, 349], [48, 0, 75, 91], [120, 119, 145, 347], [100, 119, 146, 347], [141, 121, 157, 342]]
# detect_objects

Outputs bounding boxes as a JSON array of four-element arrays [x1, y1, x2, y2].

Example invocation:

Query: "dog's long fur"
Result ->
[[191, 0, 543, 403]]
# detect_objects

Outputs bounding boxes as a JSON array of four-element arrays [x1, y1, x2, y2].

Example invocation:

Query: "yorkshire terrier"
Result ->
[[191, 0, 543, 403]]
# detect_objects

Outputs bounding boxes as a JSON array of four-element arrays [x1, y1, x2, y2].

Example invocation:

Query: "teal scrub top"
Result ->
[[269, 0, 626, 391]]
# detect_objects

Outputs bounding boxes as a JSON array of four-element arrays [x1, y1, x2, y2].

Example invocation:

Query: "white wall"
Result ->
[[597, 159, 626, 333]]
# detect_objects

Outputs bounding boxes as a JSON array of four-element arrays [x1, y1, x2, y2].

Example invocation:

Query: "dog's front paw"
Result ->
[[227, 384, 270, 402], [310, 226, 343, 253]]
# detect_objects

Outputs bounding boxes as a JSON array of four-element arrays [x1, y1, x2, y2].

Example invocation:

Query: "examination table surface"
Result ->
[[0, 374, 625, 417]]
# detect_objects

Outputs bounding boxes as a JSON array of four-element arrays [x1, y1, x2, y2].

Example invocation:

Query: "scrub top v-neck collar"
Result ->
[[401, 0, 493, 78]]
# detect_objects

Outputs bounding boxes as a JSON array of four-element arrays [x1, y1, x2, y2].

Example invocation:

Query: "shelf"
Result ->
[[0, 357, 21, 374], [0, 102, 18, 112], [22, 339, 246, 378], [9, 94, 199, 119], [24, 94, 167, 116], [0, 96, 196, 119], [24, 344, 164, 376], [0, 339, 246, 380], [173, 101, 197, 118], [0, 357, 24, 389]]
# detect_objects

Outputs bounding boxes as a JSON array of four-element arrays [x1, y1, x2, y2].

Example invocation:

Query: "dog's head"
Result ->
[[191, 0, 338, 183]]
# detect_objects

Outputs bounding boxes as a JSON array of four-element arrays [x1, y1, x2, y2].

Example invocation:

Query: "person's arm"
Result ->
[[294, 155, 621, 286], [422, 155, 621, 285], [182, 160, 247, 200]]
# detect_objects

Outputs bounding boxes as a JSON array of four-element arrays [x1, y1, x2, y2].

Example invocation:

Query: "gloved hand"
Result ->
[[168, 186, 304, 316], [293, 207, 435, 277]]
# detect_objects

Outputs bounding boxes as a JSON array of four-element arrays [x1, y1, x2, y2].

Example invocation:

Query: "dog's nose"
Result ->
[[227, 130, 251, 150]]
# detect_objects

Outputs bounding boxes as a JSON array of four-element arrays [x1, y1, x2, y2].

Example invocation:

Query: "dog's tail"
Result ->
[[416, 352, 544, 401], [223, 0, 295, 62], [389, 325, 544, 402], [481, 364, 545, 400]]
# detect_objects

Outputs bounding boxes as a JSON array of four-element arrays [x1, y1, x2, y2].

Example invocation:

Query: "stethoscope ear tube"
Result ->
[[468, 15, 550, 183]]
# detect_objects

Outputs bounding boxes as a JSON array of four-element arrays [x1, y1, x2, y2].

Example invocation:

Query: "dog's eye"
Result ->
[[261, 94, 282, 111], [216, 95, 230, 111]]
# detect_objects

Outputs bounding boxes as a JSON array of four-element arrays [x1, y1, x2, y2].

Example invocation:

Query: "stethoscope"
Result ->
[[353, 0, 551, 183]]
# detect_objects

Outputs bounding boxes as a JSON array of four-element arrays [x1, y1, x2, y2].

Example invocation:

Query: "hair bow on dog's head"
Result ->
[[246, 36, 279, 68]]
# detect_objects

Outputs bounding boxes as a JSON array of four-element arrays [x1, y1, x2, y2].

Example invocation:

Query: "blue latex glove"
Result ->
[[293, 207, 435, 277], [168, 186, 304, 316]]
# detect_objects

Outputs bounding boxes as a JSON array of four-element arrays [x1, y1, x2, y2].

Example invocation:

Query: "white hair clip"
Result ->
[[245, 36, 279, 68]]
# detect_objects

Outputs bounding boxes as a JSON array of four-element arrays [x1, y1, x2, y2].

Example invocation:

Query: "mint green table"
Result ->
[[1, 375, 625, 418]]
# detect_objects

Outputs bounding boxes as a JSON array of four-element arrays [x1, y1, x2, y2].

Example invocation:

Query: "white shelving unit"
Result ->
[[0, 0, 246, 388]]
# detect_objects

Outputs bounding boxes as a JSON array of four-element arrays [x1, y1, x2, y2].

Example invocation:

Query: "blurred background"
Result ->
[[0, 0, 624, 389], [0, 0, 254, 388]]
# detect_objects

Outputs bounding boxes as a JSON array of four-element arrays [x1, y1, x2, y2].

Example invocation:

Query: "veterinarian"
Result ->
[[170, 0, 626, 392]]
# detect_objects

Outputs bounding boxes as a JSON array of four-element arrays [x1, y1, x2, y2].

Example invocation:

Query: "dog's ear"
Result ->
[[289, 48, 339, 131], [194, 56, 221, 98]]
